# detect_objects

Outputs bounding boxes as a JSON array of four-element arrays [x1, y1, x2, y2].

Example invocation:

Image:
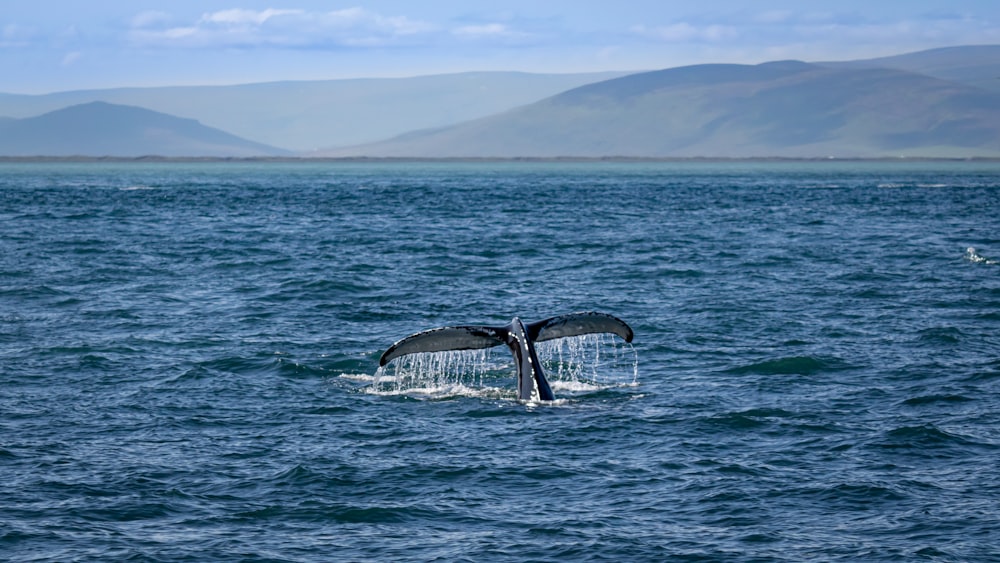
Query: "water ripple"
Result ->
[[2, 161, 1000, 561]]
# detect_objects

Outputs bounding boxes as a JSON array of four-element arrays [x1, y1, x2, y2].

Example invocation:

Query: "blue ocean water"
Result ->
[[2, 160, 999, 561]]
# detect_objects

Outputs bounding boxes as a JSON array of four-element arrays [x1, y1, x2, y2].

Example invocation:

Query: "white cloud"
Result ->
[[199, 8, 303, 26], [632, 10, 1000, 53], [1, 23, 37, 47], [453, 23, 510, 38], [162, 27, 198, 40], [129, 7, 434, 49], [785, 12, 1000, 46], [61, 51, 82, 66], [451, 22, 537, 43], [632, 23, 738, 43]]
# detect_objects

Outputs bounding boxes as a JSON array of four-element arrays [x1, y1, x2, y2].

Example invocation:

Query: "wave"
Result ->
[[727, 355, 847, 376], [915, 326, 965, 344], [878, 183, 951, 189], [234, 500, 436, 525], [796, 482, 909, 509], [702, 411, 771, 431], [695, 407, 828, 434], [363, 381, 518, 401], [165, 354, 331, 382], [338, 372, 376, 383], [901, 394, 974, 406], [870, 424, 995, 457]]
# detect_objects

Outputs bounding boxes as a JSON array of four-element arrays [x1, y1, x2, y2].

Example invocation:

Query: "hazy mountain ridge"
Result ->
[[822, 45, 1000, 92], [2, 46, 999, 158], [0, 102, 288, 157], [325, 50, 1000, 158], [0, 71, 630, 152]]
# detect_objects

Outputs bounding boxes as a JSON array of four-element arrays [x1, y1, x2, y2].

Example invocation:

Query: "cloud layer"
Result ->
[[2, 3, 999, 93], [128, 7, 441, 49], [632, 9, 1000, 48], [118, 5, 1000, 59]]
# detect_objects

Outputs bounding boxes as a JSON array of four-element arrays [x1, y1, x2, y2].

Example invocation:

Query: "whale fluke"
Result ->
[[378, 312, 634, 401], [529, 312, 634, 344], [378, 326, 507, 367]]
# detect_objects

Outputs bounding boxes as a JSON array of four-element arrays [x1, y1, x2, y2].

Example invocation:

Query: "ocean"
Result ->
[[2, 160, 999, 561]]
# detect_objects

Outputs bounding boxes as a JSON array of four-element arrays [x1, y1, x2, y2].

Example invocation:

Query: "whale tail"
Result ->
[[378, 312, 632, 367], [378, 324, 509, 366], [526, 311, 634, 345]]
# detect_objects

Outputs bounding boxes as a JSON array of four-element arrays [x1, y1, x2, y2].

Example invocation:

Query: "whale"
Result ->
[[379, 312, 634, 401]]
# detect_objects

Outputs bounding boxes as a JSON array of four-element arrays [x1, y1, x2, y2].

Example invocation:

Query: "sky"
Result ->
[[2, 1, 999, 94]]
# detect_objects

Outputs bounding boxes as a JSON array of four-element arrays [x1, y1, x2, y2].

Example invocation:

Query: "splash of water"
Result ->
[[372, 347, 509, 398], [370, 334, 638, 400], [965, 247, 998, 265]]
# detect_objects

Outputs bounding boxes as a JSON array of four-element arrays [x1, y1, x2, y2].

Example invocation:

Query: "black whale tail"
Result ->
[[526, 311, 634, 345], [378, 312, 633, 400]]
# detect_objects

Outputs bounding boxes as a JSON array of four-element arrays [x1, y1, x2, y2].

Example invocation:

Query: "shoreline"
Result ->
[[2, 155, 1000, 163]]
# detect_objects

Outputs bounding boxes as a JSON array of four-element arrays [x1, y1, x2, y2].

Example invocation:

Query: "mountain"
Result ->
[[0, 71, 630, 152], [5, 46, 997, 158], [322, 59, 1000, 158], [0, 102, 288, 157], [822, 45, 1000, 92]]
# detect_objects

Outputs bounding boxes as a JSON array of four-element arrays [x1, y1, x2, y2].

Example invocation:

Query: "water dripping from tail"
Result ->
[[369, 333, 638, 400], [537, 333, 639, 394]]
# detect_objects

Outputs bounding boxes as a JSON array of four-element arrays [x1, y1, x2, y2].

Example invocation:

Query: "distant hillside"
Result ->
[[0, 102, 288, 157], [823, 45, 1000, 92], [4, 46, 996, 157], [0, 71, 630, 152], [323, 60, 1000, 158]]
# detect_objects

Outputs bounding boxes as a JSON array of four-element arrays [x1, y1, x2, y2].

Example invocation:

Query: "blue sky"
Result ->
[[2, 1, 999, 93]]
